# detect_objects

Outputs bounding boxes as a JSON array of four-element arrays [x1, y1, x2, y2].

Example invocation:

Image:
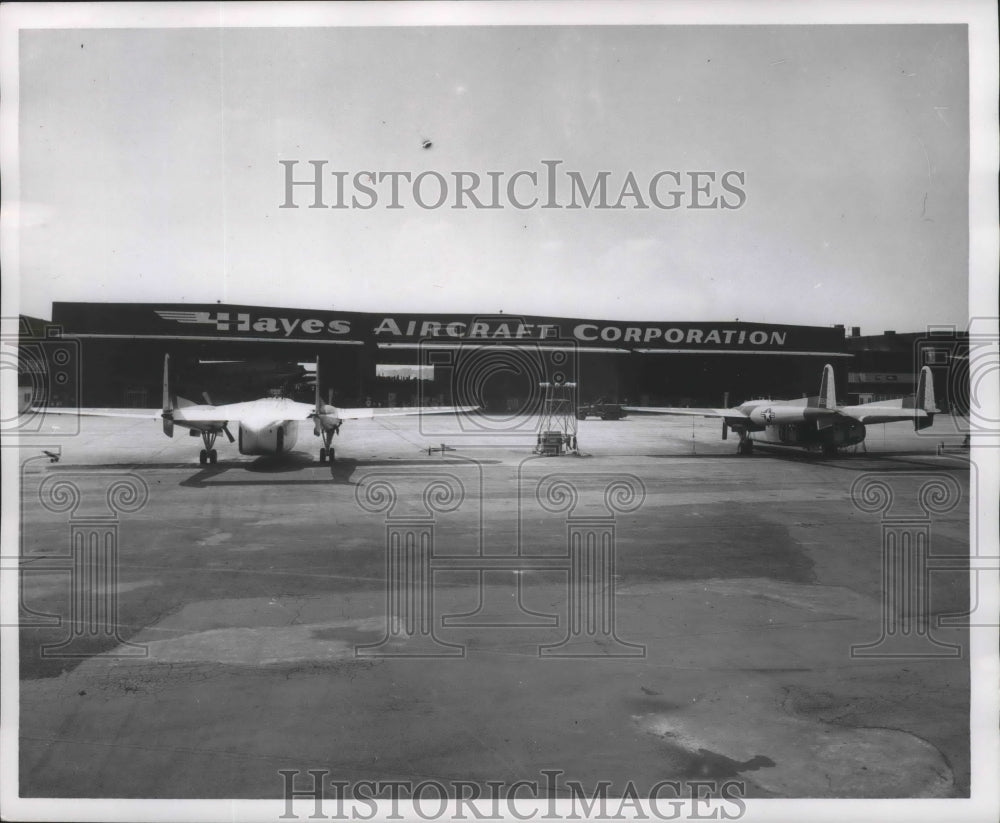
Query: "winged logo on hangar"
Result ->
[[155, 310, 217, 325]]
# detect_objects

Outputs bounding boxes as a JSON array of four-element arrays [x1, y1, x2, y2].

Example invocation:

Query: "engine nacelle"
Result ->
[[237, 423, 298, 455]]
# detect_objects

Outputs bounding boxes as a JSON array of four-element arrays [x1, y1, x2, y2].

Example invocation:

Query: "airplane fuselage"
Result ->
[[236, 420, 301, 455], [734, 401, 867, 451], [749, 419, 866, 450]]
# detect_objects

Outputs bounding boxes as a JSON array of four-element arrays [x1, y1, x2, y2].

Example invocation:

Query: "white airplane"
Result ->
[[34, 355, 476, 470], [624, 364, 938, 456]]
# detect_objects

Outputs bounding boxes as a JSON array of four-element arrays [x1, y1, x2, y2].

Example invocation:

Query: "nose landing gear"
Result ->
[[317, 422, 341, 473]]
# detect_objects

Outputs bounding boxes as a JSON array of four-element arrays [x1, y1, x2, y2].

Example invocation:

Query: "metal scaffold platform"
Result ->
[[534, 381, 579, 456]]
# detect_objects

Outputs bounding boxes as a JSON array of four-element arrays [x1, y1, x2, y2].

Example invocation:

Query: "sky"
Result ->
[[10, 13, 975, 333]]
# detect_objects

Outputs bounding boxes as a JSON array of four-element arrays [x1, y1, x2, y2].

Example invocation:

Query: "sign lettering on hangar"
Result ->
[[155, 310, 351, 337], [152, 309, 791, 348]]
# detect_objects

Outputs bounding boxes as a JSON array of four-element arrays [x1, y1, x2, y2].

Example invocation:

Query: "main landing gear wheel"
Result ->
[[327, 447, 336, 475], [197, 430, 220, 465], [737, 439, 754, 456], [318, 423, 339, 469], [822, 444, 838, 457]]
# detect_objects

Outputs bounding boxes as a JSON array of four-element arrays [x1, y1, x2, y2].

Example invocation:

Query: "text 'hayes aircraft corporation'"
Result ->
[[154, 310, 791, 348]]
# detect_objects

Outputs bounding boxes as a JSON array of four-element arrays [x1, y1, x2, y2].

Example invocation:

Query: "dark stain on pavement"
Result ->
[[655, 737, 776, 781], [620, 504, 815, 584]]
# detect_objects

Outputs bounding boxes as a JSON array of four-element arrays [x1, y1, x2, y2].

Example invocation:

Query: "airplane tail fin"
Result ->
[[162, 354, 174, 437], [818, 364, 837, 409], [914, 365, 938, 430]]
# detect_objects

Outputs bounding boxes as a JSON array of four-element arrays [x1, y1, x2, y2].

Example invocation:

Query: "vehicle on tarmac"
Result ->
[[576, 399, 627, 420], [625, 364, 938, 456]]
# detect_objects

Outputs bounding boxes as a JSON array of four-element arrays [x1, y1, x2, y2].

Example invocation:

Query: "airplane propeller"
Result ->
[[162, 353, 174, 437], [310, 356, 342, 442]]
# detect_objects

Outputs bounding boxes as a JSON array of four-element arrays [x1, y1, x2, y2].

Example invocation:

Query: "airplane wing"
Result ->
[[32, 403, 240, 428], [623, 406, 751, 425], [30, 407, 161, 420], [333, 405, 478, 420], [168, 405, 234, 427]]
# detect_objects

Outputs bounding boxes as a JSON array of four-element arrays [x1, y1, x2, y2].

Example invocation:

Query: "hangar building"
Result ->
[[23, 302, 856, 413]]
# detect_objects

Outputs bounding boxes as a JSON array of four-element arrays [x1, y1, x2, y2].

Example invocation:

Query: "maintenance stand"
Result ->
[[534, 381, 580, 456]]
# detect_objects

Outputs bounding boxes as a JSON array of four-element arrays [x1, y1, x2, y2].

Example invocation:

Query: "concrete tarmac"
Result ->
[[16, 412, 972, 799]]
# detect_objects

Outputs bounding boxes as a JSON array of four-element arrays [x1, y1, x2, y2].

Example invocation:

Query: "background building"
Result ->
[[845, 327, 969, 413]]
